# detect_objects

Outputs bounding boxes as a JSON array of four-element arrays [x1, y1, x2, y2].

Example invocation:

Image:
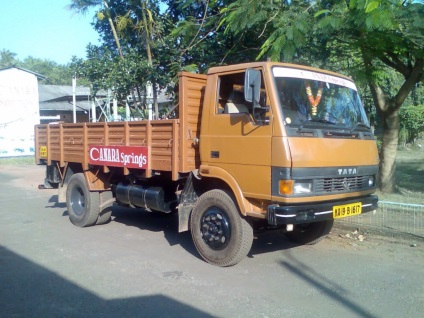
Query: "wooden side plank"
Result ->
[[33, 72, 208, 180], [34, 120, 180, 178], [178, 72, 207, 173]]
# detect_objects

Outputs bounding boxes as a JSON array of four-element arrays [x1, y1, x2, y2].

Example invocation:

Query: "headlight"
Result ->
[[294, 181, 312, 194], [368, 176, 375, 187]]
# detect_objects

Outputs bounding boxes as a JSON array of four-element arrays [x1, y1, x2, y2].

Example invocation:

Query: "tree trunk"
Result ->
[[141, 0, 158, 119], [378, 110, 400, 193], [108, 17, 124, 58], [361, 49, 423, 193], [153, 83, 159, 119], [103, 1, 123, 58]]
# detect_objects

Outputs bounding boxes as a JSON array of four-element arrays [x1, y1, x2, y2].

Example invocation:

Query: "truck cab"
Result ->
[[196, 62, 378, 244]]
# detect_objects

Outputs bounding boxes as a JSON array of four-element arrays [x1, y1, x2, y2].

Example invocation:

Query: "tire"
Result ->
[[285, 220, 334, 245], [66, 173, 100, 227], [190, 190, 253, 267], [96, 191, 114, 225]]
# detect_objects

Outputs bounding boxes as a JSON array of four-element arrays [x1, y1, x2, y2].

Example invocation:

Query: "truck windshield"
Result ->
[[273, 67, 370, 131]]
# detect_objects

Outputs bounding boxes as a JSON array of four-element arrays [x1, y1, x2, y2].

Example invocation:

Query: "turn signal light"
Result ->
[[279, 180, 294, 195]]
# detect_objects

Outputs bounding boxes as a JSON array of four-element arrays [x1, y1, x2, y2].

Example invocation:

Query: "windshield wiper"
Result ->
[[350, 122, 370, 133], [309, 118, 337, 124], [298, 118, 336, 131]]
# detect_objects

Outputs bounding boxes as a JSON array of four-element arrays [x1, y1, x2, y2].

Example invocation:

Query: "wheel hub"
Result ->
[[70, 186, 85, 216], [200, 207, 231, 250]]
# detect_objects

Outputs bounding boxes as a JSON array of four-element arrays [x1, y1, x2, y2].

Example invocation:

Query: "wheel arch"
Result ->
[[197, 165, 250, 216], [58, 162, 113, 203], [177, 167, 250, 233], [57, 162, 84, 203]]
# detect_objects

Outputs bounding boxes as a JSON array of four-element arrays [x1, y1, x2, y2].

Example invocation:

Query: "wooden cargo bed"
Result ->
[[34, 72, 206, 181]]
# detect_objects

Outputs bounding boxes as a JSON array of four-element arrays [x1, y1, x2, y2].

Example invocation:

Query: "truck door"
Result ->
[[202, 70, 272, 200]]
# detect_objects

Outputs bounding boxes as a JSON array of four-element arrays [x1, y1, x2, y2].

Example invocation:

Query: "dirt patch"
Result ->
[[330, 222, 424, 254]]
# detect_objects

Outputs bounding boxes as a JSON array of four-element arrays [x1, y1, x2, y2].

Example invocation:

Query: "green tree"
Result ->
[[1, 49, 74, 85], [70, 0, 171, 118], [399, 104, 424, 145], [219, 0, 424, 193], [0, 50, 18, 68], [317, 0, 424, 193], [166, 0, 266, 72], [69, 0, 124, 58], [21, 56, 74, 85], [114, 0, 167, 116]]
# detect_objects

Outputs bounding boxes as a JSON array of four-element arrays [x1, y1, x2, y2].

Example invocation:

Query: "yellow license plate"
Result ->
[[39, 146, 47, 157], [333, 202, 362, 219]]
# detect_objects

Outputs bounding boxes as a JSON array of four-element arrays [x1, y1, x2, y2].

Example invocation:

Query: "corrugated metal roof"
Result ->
[[39, 100, 91, 112], [39, 85, 91, 102], [38, 85, 173, 112]]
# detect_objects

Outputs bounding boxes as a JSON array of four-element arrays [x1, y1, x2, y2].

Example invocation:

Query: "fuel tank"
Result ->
[[114, 183, 173, 213]]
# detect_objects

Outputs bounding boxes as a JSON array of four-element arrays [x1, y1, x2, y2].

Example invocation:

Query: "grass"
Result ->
[[379, 141, 424, 205], [0, 156, 36, 165]]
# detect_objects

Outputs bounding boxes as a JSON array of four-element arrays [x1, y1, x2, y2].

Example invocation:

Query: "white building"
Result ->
[[0, 67, 45, 157], [0, 66, 174, 157]]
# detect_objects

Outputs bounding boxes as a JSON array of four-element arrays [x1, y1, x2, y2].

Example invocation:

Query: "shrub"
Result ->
[[399, 105, 424, 144]]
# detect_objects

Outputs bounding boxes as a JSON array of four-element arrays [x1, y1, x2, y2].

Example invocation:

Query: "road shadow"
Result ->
[[111, 205, 200, 261], [0, 245, 214, 317], [110, 205, 298, 262], [46, 195, 67, 209], [250, 228, 299, 257], [51, 192, 301, 263], [279, 251, 378, 318]]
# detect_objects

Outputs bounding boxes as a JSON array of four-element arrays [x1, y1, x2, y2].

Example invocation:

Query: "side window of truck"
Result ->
[[216, 71, 267, 115], [216, 72, 246, 115]]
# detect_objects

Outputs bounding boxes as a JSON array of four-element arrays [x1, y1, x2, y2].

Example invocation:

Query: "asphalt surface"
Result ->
[[1, 165, 423, 318]]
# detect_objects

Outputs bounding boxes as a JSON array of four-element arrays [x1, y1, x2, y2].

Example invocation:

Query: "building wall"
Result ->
[[0, 68, 40, 157], [59, 112, 89, 123], [39, 110, 89, 124]]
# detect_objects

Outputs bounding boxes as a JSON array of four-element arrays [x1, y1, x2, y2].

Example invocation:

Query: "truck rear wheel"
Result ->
[[190, 190, 253, 267], [66, 173, 100, 227], [285, 220, 334, 245]]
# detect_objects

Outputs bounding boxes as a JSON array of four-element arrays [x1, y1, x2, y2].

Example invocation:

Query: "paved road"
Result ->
[[1, 165, 423, 318]]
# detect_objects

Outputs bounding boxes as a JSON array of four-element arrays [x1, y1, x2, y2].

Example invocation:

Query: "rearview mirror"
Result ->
[[244, 68, 261, 104], [244, 68, 269, 126]]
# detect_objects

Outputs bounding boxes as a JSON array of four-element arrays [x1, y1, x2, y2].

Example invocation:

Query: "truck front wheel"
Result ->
[[66, 173, 100, 227], [190, 190, 253, 267], [285, 220, 334, 245]]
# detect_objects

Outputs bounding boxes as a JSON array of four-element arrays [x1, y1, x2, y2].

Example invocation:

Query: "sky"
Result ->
[[0, 0, 101, 65]]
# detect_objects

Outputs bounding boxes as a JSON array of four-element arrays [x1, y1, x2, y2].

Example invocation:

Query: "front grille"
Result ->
[[315, 176, 368, 194]]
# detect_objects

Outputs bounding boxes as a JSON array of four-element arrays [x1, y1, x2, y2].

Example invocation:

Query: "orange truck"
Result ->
[[35, 62, 379, 266]]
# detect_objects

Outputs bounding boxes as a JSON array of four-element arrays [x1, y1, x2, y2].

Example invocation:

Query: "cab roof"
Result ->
[[207, 61, 353, 82]]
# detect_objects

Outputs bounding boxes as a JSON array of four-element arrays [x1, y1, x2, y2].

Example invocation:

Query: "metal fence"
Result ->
[[339, 201, 424, 237]]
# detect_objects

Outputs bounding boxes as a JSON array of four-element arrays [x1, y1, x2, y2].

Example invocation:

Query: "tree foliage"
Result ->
[[219, 0, 424, 193], [0, 50, 18, 68], [68, 0, 175, 117], [166, 0, 268, 72], [0, 49, 74, 85], [399, 104, 424, 145], [70, 44, 168, 99]]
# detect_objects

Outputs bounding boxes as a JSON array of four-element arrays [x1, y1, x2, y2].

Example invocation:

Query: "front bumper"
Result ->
[[267, 195, 378, 225]]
